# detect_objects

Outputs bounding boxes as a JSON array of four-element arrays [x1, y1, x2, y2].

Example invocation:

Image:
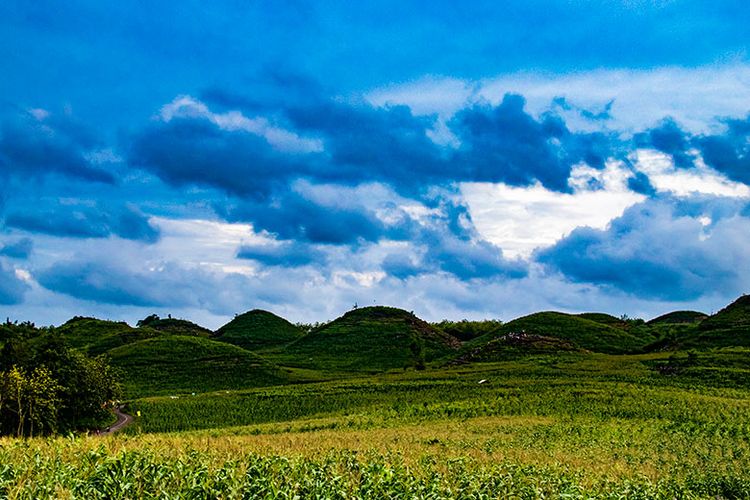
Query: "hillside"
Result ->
[[55, 317, 158, 356], [214, 310, 303, 351], [576, 312, 626, 327], [656, 295, 750, 350], [452, 331, 580, 364], [469, 312, 649, 355], [108, 335, 289, 397], [137, 314, 212, 337], [648, 310, 708, 325], [699, 295, 750, 332], [271, 306, 461, 371]]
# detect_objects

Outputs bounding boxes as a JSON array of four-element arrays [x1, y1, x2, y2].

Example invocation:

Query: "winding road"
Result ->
[[101, 406, 134, 435]]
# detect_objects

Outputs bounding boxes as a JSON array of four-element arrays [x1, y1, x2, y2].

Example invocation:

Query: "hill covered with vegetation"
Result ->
[[55, 317, 157, 356], [136, 314, 212, 337], [214, 309, 303, 351], [270, 306, 460, 371], [107, 335, 290, 397], [648, 310, 708, 325], [467, 311, 652, 356]]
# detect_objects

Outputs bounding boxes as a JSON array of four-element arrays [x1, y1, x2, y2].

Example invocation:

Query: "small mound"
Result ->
[[55, 317, 157, 355], [137, 314, 212, 337], [473, 312, 646, 354], [108, 336, 288, 397], [648, 310, 708, 325], [275, 306, 460, 371], [214, 310, 304, 351]]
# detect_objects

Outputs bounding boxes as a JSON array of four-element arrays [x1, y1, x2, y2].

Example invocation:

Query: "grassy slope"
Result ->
[[658, 296, 750, 350], [576, 312, 626, 327], [107, 335, 290, 397], [139, 317, 212, 337], [647, 310, 708, 325], [271, 306, 460, 371], [469, 312, 651, 355], [54, 317, 158, 356], [214, 309, 303, 351]]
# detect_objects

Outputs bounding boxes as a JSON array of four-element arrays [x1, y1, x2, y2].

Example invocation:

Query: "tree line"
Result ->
[[0, 321, 121, 437]]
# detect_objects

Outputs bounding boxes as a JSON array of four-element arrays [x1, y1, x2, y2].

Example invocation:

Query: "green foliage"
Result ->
[[0, 327, 121, 436], [214, 309, 304, 351], [471, 311, 653, 355], [54, 317, 157, 356], [647, 310, 708, 325], [576, 312, 626, 327], [431, 318, 502, 341], [136, 314, 212, 337], [272, 306, 460, 371], [107, 335, 289, 397]]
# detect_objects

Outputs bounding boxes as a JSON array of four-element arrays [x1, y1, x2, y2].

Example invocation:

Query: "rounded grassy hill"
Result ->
[[108, 335, 289, 397], [468, 311, 648, 356], [214, 310, 304, 351], [272, 306, 461, 372]]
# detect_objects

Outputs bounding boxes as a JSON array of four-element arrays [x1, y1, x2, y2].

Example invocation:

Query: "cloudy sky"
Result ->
[[2, 1, 750, 328]]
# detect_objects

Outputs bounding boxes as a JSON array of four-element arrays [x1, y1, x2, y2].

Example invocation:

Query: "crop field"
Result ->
[[3, 351, 750, 498]]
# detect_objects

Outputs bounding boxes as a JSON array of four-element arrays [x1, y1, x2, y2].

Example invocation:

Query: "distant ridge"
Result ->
[[214, 309, 304, 351]]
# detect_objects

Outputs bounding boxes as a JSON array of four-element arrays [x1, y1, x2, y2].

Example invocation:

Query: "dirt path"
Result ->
[[101, 406, 133, 435]]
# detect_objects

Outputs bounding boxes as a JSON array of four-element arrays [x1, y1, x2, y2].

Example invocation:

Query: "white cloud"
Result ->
[[368, 64, 750, 133], [159, 95, 323, 153], [461, 162, 645, 258], [633, 149, 750, 197]]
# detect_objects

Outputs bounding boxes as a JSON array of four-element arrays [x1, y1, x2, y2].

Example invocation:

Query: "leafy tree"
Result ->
[[0, 324, 121, 436]]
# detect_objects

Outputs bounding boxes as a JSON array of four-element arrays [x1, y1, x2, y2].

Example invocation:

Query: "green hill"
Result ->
[[656, 296, 750, 350], [699, 295, 750, 332], [576, 313, 626, 328], [648, 310, 708, 325], [272, 306, 461, 371], [452, 331, 580, 363], [214, 310, 303, 351], [470, 312, 649, 355], [107, 335, 289, 397], [137, 314, 212, 337], [55, 317, 158, 356]]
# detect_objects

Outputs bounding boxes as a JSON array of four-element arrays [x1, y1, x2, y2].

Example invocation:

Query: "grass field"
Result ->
[[3, 350, 750, 498], [4, 301, 750, 498]]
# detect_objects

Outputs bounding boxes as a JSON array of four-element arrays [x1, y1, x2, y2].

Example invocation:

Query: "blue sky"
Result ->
[[2, 1, 750, 327]]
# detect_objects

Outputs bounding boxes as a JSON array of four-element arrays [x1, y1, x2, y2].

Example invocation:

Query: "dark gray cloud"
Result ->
[[635, 118, 694, 168], [535, 196, 750, 300], [0, 112, 115, 183], [450, 94, 614, 192], [34, 257, 307, 315], [129, 88, 619, 200], [217, 190, 414, 245], [627, 171, 656, 196], [129, 117, 312, 199], [0, 238, 33, 259], [4, 204, 160, 243], [697, 115, 750, 185], [237, 240, 326, 267], [382, 200, 528, 281]]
